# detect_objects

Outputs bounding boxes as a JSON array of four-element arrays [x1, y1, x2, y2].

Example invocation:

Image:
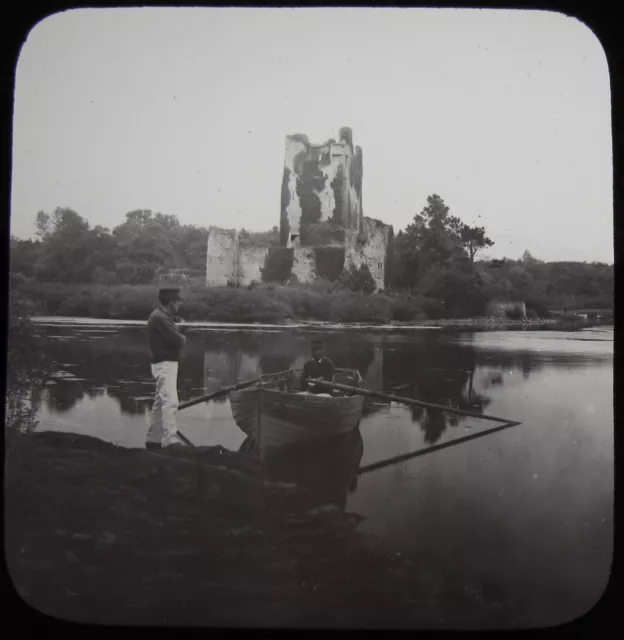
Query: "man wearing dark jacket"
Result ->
[[301, 338, 335, 394], [146, 286, 187, 448]]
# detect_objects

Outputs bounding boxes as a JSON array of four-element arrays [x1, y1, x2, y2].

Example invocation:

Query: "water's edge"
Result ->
[[30, 316, 597, 333]]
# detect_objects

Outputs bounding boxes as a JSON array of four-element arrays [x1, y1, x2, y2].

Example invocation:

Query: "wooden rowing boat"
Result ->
[[230, 368, 365, 461]]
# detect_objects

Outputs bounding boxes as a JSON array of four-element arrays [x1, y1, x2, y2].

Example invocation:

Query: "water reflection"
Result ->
[[45, 381, 86, 413], [409, 373, 492, 445], [240, 428, 364, 509], [35, 326, 612, 448], [28, 323, 612, 627], [379, 335, 491, 443]]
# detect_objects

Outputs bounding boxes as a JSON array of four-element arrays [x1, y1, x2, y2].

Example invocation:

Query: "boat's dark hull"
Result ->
[[230, 387, 364, 460]]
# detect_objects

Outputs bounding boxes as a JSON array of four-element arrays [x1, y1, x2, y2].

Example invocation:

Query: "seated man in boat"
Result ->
[[301, 338, 335, 395]]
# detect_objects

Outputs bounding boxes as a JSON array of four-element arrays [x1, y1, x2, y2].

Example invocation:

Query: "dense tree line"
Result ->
[[10, 199, 613, 317], [10, 208, 209, 285], [389, 194, 613, 315]]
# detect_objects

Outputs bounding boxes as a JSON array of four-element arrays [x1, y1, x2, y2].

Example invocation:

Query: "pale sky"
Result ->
[[11, 7, 613, 263]]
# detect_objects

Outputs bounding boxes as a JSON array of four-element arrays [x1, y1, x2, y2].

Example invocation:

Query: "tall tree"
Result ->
[[35, 210, 53, 240], [112, 210, 184, 283], [26, 208, 122, 283], [457, 224, 494, 266], [10, 237, 43, 278], [507, 265, 534, 299], [174, 224, 209, 272], [32, 208, 93, 282], [390, 230, 421, 289], [522, 249, 542, 265], [398, 195, 454, 280], [392, 194, 475, 289], [82, 225, 119, 281]]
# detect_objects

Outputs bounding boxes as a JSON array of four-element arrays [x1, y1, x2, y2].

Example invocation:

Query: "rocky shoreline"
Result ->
[[6, 430, 505, 629]]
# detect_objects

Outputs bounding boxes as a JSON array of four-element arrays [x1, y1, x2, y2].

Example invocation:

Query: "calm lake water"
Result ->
[[31, 321, 613, 628]]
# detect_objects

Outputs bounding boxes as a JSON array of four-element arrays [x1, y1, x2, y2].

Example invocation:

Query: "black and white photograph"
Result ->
[[5, 6, 614, 630]]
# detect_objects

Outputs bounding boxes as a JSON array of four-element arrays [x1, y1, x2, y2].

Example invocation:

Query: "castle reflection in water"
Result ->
[[35, 326, 612, 446], [202, 341, 384, 396]]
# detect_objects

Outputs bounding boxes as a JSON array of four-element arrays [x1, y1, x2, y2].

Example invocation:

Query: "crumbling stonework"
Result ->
[[206, 128, 391, 291], [206, 228, 239, 286], [239, 247, 269, 285], [344, 218, 391, 291], [282, 127, 362, 247], [206, 228, 270, 287], [291, 247, 316, 284], [486, 300, 527, 319], [156, 269, 191, 287]]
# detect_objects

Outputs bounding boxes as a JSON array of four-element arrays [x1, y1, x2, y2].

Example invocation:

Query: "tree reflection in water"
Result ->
[[35, 326, 609, 439], [85, 387, 106, 400], [380, 335, 492, 444], [44, 382, 86, 414]]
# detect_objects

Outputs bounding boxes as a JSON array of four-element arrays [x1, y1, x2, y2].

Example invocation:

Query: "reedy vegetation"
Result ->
[[9, 196, 613, 322], [5, 294, 54, 433]]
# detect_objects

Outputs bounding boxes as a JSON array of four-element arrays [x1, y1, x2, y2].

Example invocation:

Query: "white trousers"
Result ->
[[146, 361, 181, 447]]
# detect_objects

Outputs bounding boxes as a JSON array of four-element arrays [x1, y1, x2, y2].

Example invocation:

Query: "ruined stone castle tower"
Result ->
[[206, 127, 392, 290], [281, 126, 363, 247]]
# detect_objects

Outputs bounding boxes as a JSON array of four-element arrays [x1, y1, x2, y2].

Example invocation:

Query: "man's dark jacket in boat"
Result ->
[[147, 307, 187, 364], [301, 356, 335, 393]]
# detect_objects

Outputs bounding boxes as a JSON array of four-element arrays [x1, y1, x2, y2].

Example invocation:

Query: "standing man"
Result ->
[[146, 286, 187, 448], [301, 338, 335, 394]]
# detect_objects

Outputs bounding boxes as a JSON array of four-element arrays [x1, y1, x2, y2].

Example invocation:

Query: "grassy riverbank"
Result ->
[[6, 430, 505, 628], [12, 281, 437, 323], [11, 281, 599, 329]]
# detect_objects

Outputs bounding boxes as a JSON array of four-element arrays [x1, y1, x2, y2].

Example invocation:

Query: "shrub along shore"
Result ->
[[10, 281, 597, 329]]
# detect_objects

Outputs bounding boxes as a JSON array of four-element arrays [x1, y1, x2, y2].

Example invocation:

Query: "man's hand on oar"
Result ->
[[307, 377, 322, 390]]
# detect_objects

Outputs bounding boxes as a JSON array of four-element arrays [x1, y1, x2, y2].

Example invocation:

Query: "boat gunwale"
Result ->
[[242, 367, 363, 395], [234, 386, 365, 405], [231, 367, 364, 408]]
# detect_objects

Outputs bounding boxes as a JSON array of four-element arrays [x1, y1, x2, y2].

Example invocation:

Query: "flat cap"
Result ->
[[158, 286, 182, 300]]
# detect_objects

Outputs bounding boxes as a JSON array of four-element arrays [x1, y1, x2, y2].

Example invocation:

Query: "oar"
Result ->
[[176, 430, 196, 447], [357, 418, 522, 475], [174, 376, 263, 447], [309, 379, 519, 425], [178, 376, 263, 411]]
